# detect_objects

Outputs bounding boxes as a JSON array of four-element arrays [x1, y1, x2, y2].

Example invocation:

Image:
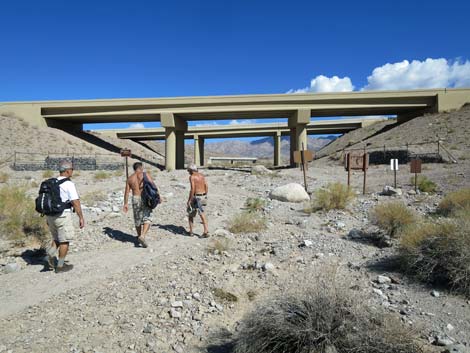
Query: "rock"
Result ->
[[171, 301, 183, 308], [269, 183, 310, 203], [263, 262, 275, 272], [434, 335, 455, 346], [446, 324, 454, 331], [142, 323, 154, 334], [381, 186, 402, 196], [431, 290, 440, 297], [172, 344, 184, 353], [325, 345, 338, 353], [213, 229, 231, 237], [112, 205, 120, 212], [251, 165, 272, 175], [407, 189, 417, 195], [300, 239, 313, 247], [441, 344, 470, 353], [4, 263, 20, 273], [377, 275, 392, 284], [170, 308, 181, 318], [347, 228, 363, 239]]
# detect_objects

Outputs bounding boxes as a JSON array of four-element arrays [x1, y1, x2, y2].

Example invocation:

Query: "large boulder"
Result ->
[[269, 183, 310, 203]]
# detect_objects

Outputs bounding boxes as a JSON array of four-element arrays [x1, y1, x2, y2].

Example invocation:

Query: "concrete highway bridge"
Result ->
[[1, 88, 469, 170], [97, 118, 384, 167]]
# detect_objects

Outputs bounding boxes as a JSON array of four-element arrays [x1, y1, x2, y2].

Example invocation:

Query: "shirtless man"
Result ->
[[186, 165, 209, 237], [123, 162, 156, 248]]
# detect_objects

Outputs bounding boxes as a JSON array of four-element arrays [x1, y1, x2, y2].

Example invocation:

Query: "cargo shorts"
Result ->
[[46, 210, 75, 243], [132, 195, 153, 227]]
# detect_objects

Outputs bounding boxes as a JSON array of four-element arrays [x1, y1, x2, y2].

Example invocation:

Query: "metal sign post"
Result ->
[[344, 152, 369, 194], [410, 159, 422, 192], [390, 159, 399, 188], [293, 145, 314, 193], [120, 148, 132, 179]]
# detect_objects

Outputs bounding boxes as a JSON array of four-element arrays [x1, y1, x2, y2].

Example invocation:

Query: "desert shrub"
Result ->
[[213, 288, 238, 302], [233, 280, 422, 353], [229, 211, 267, 234], [308, 182, 355, 212], [437, 188, 470, 216], [207, 237, 231, 254], [370, 202, 416, 238], [244, 197, 266, 213], [81, 191, 107, 206], [0, 185, 48, 244], [0, 172, 9, 183], [410, 175, 437, 193], [42, 170, 54, 178], [399, 212, 470, 296], [94, 171, 110, 180]]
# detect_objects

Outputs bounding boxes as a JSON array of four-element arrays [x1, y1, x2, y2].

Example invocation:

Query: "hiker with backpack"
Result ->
[[123, 162, 159, 248], [37, 161, 85, 273]]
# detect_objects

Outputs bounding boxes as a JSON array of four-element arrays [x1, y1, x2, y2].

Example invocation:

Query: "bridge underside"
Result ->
[[1, 88, 469, 170]]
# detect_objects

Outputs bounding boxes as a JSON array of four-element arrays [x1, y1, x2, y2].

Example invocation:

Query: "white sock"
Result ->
[[57, 258, 65, 267], [47, 246, 57, 257]]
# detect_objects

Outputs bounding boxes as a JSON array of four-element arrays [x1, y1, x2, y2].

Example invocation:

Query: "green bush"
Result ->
[[370, 201, 416, 238], [94, 171, 110, 180], [437, 188, 470, 216], [229, 211, 267, 234], [244, 197, 266, 213], [0, 172, 9, 183], [233, 280, 423, 353], [399, 211, 470, 296], [42, 170, 54, 178], [410, 175, 437, 193], [308, 182, 355, 212], [0, 185, 48, 244]]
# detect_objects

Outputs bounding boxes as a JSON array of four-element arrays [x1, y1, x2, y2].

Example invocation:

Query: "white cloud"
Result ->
[[229, 119, 255, 125], [288, 75, 354, 94], [128, 123, 145, 129], [193, 121, 221, 127], [363, 58, 470, 90]]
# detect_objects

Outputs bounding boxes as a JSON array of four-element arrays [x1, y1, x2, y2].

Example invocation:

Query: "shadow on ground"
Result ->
[[103, 227, 138, 245], [204, 329, 235, 353], [156, 224, 187, 236]]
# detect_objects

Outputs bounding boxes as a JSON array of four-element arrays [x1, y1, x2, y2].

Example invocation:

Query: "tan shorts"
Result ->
[[132, 195, 153, 227], [46, 210, 75, 243]]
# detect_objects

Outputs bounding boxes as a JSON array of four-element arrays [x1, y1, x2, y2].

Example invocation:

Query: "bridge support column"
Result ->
[[193, 134, 205, 167], [274, 131, 281, 167], [289, 109, 311, 167], [176, 132, 185, 169], [161, 113, 187, 171]]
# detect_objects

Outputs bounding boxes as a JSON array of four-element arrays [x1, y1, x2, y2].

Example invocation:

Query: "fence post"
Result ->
[[437, 140, 440, 155]]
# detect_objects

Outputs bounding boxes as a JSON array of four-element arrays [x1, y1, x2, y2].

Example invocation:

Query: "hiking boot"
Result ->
[[138, 236, 148, 248], [55, 263, 74, 273], [44, 255, 55, 271]]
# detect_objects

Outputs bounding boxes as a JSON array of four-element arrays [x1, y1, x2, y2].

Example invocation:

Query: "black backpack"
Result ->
[[35, 178, 71, 216], [141, 172, 160, 209]]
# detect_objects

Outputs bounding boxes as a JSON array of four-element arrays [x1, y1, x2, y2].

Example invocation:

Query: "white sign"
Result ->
[[390, 159, 399, 171]]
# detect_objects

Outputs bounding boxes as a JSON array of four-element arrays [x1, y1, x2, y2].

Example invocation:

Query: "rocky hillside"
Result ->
[[317, 105, 470, 161]]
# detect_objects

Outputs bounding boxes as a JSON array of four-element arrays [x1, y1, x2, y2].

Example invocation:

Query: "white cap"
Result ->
[[187, 164, 198, 172]]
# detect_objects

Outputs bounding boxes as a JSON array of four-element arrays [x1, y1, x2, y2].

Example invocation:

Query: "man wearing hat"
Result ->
[[45, 161, 85, 273], [186, 164, 209, 237]]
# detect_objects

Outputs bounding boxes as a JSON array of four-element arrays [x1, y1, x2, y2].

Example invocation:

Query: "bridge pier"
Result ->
[[289, 109, 310, 167], [193, 134, 205, 167], [274, 131, 281, 167], [161, 113, 187, 171]]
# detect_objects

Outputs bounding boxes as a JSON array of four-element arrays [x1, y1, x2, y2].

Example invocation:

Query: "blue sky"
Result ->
[[1, 0, 469, 134]]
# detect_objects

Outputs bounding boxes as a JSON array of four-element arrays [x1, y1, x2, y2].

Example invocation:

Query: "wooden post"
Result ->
[[394, 168, 397, 189], [415, 172, 418, 192], [301, 143, 308, 193], [437, 140, 440, 155], [347, 153, 351, 187], [363, 154, 367, 195]]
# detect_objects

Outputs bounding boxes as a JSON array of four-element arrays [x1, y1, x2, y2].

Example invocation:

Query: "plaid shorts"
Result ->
[[132, 196, 153, 227]]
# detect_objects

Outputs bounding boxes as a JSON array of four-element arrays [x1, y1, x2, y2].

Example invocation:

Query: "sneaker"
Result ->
[[201, 232, 210, 238], [55, 263, 74, 273], [138, 236, 148, 248]]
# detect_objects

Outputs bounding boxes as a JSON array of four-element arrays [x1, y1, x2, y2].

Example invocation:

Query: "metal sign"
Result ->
[[345, 153, 368, 171], [293, 150, 314, 164], [410, 159, 422, 174], [120, 148, 132, 157], [390, 159, 399, 171]]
